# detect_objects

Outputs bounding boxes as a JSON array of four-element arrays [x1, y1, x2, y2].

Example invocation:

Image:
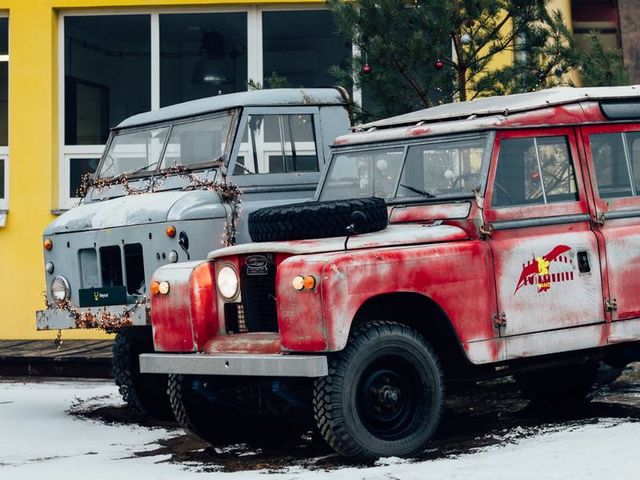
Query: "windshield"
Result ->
[[319, 136, 487, 202], [97, 111, 235, 178]]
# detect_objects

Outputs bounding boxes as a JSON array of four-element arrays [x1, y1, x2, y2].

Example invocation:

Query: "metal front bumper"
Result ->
[[36, 304, 149, 330], [139, 353, 329, 377]]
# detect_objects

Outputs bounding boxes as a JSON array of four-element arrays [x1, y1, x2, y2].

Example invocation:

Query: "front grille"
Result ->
[[225, 303, 248, 333], [98, 244, 146, 296], [79, 248, 99, 288], [238, 253, 278, 332], [100, 246, 123, 287]]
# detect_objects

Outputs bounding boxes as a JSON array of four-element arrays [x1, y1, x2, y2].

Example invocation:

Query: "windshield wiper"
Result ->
[[118, 160, 162, 177], [399, 183, 436, 198]]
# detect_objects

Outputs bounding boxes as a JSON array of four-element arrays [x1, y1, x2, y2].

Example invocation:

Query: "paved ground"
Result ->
[[1, 363, 639, 479]]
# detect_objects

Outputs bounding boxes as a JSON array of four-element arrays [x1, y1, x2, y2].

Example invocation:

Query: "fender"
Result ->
[[275, 240, 497, 353], [150, 260, 218, 352]]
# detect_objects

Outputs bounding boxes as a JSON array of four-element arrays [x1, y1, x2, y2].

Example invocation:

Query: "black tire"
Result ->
[[248, 197, 388, 242], [515, 359, 599, 405], [313, 321, 444, 459], [168, 374, 245, 444], [112, 327, 173, 421]]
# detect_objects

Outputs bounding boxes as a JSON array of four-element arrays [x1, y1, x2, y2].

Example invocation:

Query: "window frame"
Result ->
[[484, 128, 589, 224], [0, 13, 8, 212], [228, 106, 325, 188], [58, 5, 350, 210], [0, 150, 8, 211]]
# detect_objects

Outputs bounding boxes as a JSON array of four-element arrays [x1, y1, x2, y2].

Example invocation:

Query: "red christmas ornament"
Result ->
[[434, 59, 445, 70], [362, 63, 372, 74], [465, 18, 476, 28]]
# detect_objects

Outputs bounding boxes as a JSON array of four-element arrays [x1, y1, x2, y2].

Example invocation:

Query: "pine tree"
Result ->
[[577, 32, 630, 87], [328, 0, 625, 122]]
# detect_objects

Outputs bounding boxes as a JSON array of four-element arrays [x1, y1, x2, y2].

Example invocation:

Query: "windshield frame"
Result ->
[[317, 131, 494, 204], [95, 108, 240, 180]]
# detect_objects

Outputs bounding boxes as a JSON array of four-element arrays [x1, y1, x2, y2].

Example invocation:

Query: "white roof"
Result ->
[[117, 88, 348, 129], [357, 85, 640, 130]]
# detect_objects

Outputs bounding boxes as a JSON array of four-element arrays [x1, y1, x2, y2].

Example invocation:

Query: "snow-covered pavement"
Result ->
[[0, 377, 639, 479]]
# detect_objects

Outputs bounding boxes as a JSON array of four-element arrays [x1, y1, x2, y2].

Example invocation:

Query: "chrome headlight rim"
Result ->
[[217, 265, 239, 300], [50, 275, 71, 304]]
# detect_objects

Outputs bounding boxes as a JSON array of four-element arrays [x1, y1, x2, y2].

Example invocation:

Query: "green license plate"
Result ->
[[78, 286, 128, 307]]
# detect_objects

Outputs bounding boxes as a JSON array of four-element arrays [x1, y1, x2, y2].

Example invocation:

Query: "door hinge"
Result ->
[[592, 213, 605, 227], [480, 223, 493, 239], [605, 298, 618, 312], [493, 312, 506, 328]]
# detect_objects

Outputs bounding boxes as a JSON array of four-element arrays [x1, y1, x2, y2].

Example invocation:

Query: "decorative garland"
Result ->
[[77, 163, 242, 247], [44, 294, 149, 332]]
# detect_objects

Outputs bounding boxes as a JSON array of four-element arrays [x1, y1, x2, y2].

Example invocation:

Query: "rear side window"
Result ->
[[590, 131, 640, 198], [492, 136, 578, 208]]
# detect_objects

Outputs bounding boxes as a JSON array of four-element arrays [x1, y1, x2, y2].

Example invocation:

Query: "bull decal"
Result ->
[[514, 245, 573, 294]]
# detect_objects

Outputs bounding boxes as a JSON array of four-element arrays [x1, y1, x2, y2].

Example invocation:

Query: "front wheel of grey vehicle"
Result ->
[[313, 321, 444, 459], [112, 327, 173, 421], [168, 374, 248, 444]]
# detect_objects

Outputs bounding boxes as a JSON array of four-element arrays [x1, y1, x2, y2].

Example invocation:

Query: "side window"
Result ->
[[492, 136, 578, 208], [590, 133, 632, 198], [234, 114, 318, 175], [397, 138, 485, 198]]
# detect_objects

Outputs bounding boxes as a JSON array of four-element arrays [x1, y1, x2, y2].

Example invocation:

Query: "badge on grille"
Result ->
[[246, 255, 270, 276]]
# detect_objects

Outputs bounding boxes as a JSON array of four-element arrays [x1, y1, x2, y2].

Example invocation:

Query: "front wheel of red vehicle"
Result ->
[[313, 321, 444, 459]]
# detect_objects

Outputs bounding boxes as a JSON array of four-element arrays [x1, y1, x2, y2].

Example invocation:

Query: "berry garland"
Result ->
[[46, 163, 243, 339], [77, 163, 242, 247]]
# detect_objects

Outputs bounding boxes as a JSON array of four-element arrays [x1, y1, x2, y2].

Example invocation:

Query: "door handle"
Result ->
[[577, 250, 590, 273]]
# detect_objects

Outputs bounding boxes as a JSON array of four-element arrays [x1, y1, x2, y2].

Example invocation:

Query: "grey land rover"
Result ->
[[36, 88, 351, 418]]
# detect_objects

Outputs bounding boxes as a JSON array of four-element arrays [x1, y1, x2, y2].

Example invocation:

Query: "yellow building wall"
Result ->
[[0, 0, 575, 340], [0, 0, 323, 341]]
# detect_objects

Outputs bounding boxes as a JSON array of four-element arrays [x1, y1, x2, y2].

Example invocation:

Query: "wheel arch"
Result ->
[[350, 292, 473, 376]]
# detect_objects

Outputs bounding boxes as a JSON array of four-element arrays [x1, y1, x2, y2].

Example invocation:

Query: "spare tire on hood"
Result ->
[[248, 197, 388, 242]]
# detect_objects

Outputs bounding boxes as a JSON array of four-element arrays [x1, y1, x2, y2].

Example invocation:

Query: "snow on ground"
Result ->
[[0, 378, 639, 480]]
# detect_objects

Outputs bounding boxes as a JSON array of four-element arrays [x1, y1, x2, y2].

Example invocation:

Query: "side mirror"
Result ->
[[346, 210, 368, 235]]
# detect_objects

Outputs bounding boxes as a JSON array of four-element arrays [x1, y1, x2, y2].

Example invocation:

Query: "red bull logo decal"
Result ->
[[515, 245, 575, 294]]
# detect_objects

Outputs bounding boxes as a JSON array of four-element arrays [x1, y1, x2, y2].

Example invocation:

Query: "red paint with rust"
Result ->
[[204, 333, 281, 354], [276, 255, 328, 351], [189, 261, 218, 348], [150, 260, 217, 352], [316, 241, 496, 351], [389, 202, 471, 224]]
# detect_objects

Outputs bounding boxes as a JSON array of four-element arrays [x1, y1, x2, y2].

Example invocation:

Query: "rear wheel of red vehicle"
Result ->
[[112, 327, 173, 421], [313, 321, 444, 459], [515, 359, 599, 405]]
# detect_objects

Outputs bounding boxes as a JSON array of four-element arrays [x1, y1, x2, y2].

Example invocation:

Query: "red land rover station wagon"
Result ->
[[140, 86, 640, 459]]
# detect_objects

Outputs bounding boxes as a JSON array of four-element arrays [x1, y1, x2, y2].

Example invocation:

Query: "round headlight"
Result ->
[[51, 276, 70, 303], [217, 266, 239, 299]]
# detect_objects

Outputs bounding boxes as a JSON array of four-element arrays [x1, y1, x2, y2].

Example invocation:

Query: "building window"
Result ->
[[60, 8, 349, 210], [160, 13, 248, 107], [0, 16, 8, 212], [262, 11, 351, 88], [572, 0, 620, 51]]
